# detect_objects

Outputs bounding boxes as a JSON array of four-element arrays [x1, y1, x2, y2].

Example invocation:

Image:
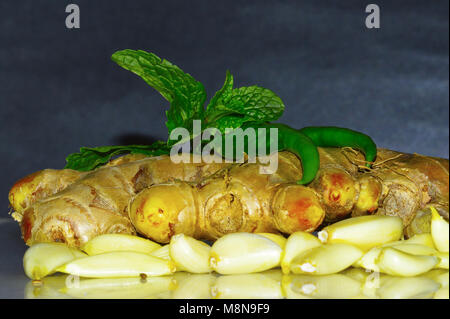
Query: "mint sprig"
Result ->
[[65, 50, 285, 171]]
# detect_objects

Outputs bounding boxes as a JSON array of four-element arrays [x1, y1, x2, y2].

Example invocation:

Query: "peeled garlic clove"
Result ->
[[388, 243, 437, 256], [288, 274, 362, 299], [150, 245, 171, 261], [377, 247, 438, 277], [290, 243, 363, 275], [211, 273, 283, 299], [354, 247, 383, 272], [318, 215, 403, 251], [434, 252, 449, 269], [172, 273, 216, 299], [81, 234, 160, 255], [62, 276, 176, 299], [23, 243, 86, 280], [403, 233, 435, 248], [57, 251, 176, 278], [169, 234, 211, 273], [377, 276, 440, 299], [386, 243, 448, 269], [209, 233, 282, 275], [257, 233, 287, 249], [431, 206, 449, 252], [281, 231, 321, 274]]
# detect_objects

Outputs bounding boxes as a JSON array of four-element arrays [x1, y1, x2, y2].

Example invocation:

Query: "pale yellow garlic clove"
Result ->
[[286, 274, 362, 299], [402, 233, 435, 248], [62, 276, 176, 299], [81, 234, 160, 255], [431, 206, 449, 253], [150, 245, 171, 261], [209, 233, 282, 275], [434, 252, 449, 269], [57, 251, 176, 278], [290, 243, 363, 275], [171, 273, 216, 299], [23, 243, 86, 280], [387, 243, 448, 270], [377, 276, 440, 299], [169, 234, 212, 273], [386, 243, 436, 256], [257, 233, 287, 249], [281, 231, 321, 274], [377, 247, 438, 277], [211, 273, 283, 299], [354, 247, 383, 272], [318, 215, 403, 251]]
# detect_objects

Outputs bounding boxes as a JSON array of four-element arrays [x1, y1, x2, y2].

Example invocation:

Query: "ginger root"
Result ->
[[129, 153, 325, 243], [8, 148, 449, 247], [12, 154, 227, 247]]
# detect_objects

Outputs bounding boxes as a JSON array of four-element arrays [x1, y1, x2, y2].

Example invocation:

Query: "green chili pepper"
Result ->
[[299, 126, 377, 167], [240, 122, 320, 185]]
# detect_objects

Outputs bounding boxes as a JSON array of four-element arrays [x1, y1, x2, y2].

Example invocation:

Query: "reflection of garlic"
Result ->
[[288, 274, 362, 299], [431, 206, 449, 253], [318, 215, 403, 251], [169, 234, 211, 273], [172, 273, 216, 299], [210, 273, 283, 299], [434, 287, 450, 299], [62, 276, 176, 299], [377, 276, 440, 299], [209, 233, 282, 275], [290, 243, 363, 275], [300, 283, 317, 296]]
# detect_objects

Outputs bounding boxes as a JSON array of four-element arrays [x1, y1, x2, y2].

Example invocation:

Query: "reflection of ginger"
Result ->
[[9, 148, 449, 246]]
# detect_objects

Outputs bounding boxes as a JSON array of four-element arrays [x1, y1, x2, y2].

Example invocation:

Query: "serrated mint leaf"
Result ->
[[205, 72, 285, 130], [111, 50, 206, 134], [205, 70, 234, 115]]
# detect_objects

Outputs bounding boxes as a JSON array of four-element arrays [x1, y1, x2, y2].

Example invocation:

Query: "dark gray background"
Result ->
[[0, 0, 448, 297]]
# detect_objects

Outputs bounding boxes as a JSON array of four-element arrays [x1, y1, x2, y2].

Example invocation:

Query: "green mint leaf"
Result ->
[[111, 49, 206, 134], [64, 141, 170, 171], [205, 70, 234, 115], [205, 72, 285, 133]]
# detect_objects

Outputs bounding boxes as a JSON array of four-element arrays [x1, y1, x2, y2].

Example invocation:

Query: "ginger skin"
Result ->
[[8, 149, 449, 246]]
